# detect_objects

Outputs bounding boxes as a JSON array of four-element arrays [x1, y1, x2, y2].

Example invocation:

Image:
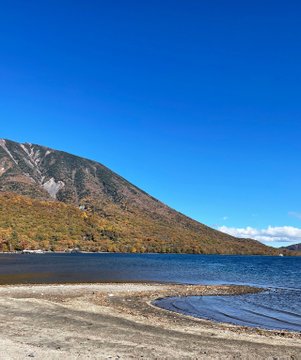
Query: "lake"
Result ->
[[0, 253, 300, 332]]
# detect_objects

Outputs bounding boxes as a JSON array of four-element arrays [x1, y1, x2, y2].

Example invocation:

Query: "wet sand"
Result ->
[[0, 283, 300, 359]]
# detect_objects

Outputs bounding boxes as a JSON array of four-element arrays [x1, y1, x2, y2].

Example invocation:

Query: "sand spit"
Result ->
[[0, 283, 299, 359]]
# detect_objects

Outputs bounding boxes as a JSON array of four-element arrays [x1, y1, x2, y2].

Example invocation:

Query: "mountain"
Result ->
[[0, 138, 279, 254], [281, 243, 301, 251]]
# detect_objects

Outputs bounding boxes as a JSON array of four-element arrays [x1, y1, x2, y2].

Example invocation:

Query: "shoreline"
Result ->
[[1, 251, 299, 256], [0, 283, 300, 359]]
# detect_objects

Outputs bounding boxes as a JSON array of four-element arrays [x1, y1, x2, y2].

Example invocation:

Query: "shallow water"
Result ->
[[0, 253, 300, 331], [154, 289, 301, 332]]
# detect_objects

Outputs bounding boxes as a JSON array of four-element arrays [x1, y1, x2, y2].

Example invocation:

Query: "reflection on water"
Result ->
[[0, 272, 54, 284], [1, 252, 299, 286]]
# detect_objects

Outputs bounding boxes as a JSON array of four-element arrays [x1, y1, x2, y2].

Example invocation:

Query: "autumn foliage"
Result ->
[[0, 192, 279, 255]]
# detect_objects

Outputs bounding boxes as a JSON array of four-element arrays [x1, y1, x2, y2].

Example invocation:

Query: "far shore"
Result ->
[[0, 250, 299, 256], [0, 282, 300, 359]]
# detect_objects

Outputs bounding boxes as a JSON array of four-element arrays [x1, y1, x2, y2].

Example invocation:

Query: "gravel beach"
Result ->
[[0, 283, 300, 359]]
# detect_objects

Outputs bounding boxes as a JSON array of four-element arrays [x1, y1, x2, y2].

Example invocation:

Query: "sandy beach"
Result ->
[[0, 283, 300, 359]]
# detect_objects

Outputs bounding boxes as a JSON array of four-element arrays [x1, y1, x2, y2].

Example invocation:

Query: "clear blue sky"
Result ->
[[1, 1, 301, 247]]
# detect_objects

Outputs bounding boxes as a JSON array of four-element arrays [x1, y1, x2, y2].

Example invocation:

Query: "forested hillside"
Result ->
[[0, 192, 279, 254], [0, 139, 282, 255]]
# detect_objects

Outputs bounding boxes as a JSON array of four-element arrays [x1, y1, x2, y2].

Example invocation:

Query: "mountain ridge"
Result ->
[[281, 243, 301, 252], [0, 138, 281, 254]]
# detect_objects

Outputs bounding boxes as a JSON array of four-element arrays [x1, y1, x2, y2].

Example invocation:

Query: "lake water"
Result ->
[[0, 253, 300, 332]]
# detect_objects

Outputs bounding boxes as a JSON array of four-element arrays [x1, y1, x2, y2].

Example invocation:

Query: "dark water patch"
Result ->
[[0, 253, 299, 288]]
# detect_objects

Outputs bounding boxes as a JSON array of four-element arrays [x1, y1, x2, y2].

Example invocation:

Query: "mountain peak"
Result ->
[[0, 139, 279, 254]]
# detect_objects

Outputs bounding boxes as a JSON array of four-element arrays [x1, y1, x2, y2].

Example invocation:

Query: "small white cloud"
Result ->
[[222, 216, 229, 221], [218, 225, 301, 243]]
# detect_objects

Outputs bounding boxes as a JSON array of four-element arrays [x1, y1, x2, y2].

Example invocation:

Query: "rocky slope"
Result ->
[[0, 138, 279, 254]]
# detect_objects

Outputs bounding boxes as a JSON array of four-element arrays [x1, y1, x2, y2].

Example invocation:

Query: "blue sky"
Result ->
[[1, 1, 301, 247]]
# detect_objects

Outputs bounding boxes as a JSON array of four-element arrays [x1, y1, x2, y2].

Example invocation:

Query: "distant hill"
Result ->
[[0, 138, 280, 254], [281, 243, 301, 251]]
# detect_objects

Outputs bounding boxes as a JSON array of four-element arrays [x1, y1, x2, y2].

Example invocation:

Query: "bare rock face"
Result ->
[[0, 139, 175, 212], [0, 138, 279, 254]]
